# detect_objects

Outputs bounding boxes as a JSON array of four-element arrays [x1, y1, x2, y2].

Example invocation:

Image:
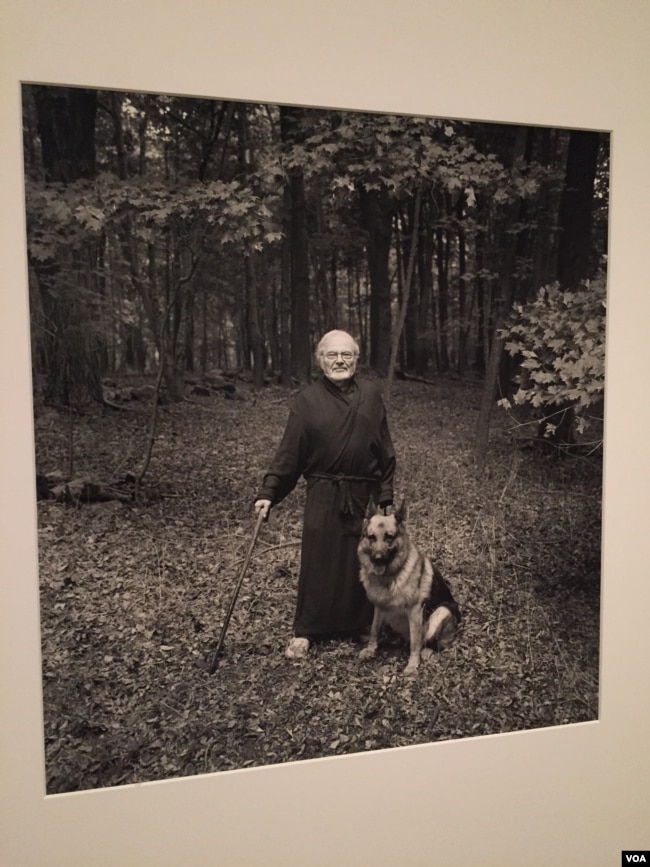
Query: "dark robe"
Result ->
[[257, 376, 396, 638]]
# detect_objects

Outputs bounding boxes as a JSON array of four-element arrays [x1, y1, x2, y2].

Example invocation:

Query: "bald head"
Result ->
[[316, 330, 360, 386], [316, 330, 360, 356]]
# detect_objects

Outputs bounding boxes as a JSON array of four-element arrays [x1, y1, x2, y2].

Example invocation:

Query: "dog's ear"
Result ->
[[394, 499, 408, 524]]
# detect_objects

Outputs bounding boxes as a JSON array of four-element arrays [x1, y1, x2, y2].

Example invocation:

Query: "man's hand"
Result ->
[[254, 498, 272, 521]]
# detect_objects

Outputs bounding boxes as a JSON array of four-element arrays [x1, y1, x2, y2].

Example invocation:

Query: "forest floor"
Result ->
[[33, 375, 603, 793]]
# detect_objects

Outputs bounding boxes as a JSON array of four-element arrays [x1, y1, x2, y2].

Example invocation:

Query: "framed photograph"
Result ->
[[1, 2, 649, 865], [23, 80, 607, 794]]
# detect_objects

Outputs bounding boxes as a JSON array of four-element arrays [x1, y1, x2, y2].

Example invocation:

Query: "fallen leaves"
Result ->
[[34, 379, 601, 792]]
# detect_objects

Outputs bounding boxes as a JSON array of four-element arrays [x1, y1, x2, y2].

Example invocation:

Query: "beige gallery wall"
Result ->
[[1, 2, 649, 865]]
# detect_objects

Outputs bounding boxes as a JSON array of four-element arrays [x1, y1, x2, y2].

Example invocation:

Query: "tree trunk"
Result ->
[[541, 128, 601, 446], [245, 254, 264, 387], [386, 188, 421, 400], [314, 189, 337, 332], [355, 264, 367, 357], [457, 199, 468, 375], [474, 228, 487, 375], [398, 202, 420, 373], [531, 126, 558, 289], [474, 332, 505, 468], [29, 85, 104, 406], [279, 189, 293, 384], [108, 91, 128, 180], [398, 220, 422, 371], [474, 126, 529, 465], [359, 186, 392, 374], [436, 227, 450, 372], [415, 199, 434, 376], [200, 283, 209, 374], [288, 167, 311, 380], [280, 106, 312, 382], [556, 130, 601, 289], [184, 285, 195, 374], [262, 254, 281, 375], [32, 86, 97, 182]]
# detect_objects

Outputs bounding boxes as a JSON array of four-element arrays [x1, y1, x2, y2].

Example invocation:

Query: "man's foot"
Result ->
[[285, 637, 310, 659]]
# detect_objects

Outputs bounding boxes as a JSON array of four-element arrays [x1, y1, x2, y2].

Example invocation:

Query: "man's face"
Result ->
[[318, 334, 359, 385]]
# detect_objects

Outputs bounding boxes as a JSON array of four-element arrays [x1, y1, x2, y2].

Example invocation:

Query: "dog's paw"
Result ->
[[358, 646, 377, 662], [420, 647, 433, 661], [404, 657, 420, 675]]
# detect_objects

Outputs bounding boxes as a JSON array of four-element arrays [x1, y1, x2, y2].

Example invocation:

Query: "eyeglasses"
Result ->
[[323, 351, 356, 361]]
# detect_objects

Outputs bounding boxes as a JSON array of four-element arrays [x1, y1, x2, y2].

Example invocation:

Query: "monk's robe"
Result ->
[[258, 376, 395, 638]]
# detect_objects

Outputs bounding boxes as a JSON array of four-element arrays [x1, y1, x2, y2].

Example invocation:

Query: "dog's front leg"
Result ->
[[359, 607, 383, 662], [404, 606, 424, 675]]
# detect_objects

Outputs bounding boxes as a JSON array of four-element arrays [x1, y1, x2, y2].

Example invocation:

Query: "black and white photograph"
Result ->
[[24, 84, 606, 793], [2, 2, 649, 866]]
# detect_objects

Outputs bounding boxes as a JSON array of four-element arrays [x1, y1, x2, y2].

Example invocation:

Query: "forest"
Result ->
[[23, 85, 607, 792]]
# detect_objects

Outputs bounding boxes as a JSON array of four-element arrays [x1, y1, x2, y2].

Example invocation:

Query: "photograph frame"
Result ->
[[2, 2, 649, 865]]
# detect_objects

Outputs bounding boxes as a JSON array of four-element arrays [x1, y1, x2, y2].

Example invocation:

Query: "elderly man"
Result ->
[[255, 330, 396, 658]]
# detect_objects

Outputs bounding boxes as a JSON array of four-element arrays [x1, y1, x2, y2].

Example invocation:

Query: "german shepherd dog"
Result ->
[[358, 501, 460, 674]]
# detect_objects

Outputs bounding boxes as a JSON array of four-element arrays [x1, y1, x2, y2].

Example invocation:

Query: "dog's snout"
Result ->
[[368, 537, 394, 564]]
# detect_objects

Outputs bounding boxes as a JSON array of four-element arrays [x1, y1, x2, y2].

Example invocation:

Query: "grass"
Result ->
[[34, 376, 602, 792]]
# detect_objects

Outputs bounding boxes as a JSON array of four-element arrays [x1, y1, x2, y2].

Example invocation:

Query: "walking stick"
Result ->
[[204, 509, 266, 674]]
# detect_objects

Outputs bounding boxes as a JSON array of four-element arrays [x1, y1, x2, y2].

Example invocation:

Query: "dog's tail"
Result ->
[[424, 606, 458, 649], [428, 567, 461, 622]]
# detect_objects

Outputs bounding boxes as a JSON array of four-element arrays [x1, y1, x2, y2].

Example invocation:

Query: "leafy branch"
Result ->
[[498, 273, 606, 440]]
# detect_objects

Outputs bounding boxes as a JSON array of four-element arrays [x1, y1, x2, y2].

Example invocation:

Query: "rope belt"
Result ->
[[308, 471, 377, 517]]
